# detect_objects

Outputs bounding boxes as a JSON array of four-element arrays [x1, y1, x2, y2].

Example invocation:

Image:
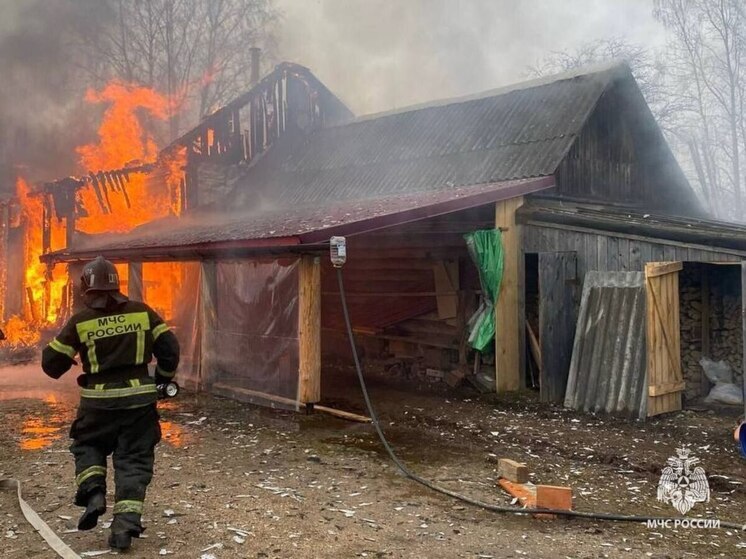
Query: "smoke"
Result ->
[[0, 0, 117, 193], [275, 0, 665, 116], [0, 0, 667, 194]]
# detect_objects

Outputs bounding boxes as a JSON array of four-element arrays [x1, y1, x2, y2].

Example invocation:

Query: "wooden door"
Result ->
[[539, 252, 579, 403], [645, 262, 684, 416]]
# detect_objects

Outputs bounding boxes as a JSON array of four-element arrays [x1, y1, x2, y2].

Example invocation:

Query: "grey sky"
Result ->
[[276, 0, 664, 115]]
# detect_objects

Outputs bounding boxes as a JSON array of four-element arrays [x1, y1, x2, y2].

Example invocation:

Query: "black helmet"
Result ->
[[81, 256, 120, 293]]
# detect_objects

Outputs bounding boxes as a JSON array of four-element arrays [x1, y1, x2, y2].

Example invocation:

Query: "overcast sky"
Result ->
[[276, 0, 665, 116]]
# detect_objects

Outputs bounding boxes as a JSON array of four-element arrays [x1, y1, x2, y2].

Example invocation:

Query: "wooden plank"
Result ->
[[646, 262, 683, 416], [607, 236, 619, 271], [539, 252, 578, 403], [314, 405, 372, 423], [213, 382, 300, 409], [128, 262, 143, 302], [527, 323, 542, 372], [498, 478, 535, 508], [649, 381, 686, 397], [646, 275, 679, 377], [645, 261, 683, 278], [618, 238, 630, 271], [498, 458, 529, 483], [629, 242, 642, 272], [433, 260, 459, 319], [525, 220, 746, 260], [495, 196, 523, 392], [298, 255, 321, 404]]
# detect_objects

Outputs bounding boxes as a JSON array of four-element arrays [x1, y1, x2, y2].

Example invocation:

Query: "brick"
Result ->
[[535, 485, 572, 511], [498, 458, 529, 484]]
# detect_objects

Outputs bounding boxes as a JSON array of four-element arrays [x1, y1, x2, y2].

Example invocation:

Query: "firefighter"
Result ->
[[41, 256, 180, 551]]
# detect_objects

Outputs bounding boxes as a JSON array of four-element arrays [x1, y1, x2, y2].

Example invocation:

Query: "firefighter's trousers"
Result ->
[[70, 404, 161, 534]]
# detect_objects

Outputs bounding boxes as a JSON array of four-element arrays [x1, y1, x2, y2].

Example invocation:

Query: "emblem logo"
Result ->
[[657, 447, 710, 515]]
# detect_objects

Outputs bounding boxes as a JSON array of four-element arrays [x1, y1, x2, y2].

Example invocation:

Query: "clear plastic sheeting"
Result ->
[[142, 262, 201, 388], [202, 259, 300, 405]]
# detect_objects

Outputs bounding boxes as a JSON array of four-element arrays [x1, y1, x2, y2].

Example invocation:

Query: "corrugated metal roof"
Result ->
[[224, 62, 629, 209], [45, 177, 553, 262], [564, 271, 648, 420]]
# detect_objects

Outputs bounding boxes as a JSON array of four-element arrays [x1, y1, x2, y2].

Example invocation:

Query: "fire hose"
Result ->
[[0, 376, 176, 559], [334, 257, 746, 531], [0, 479, 81, 559]]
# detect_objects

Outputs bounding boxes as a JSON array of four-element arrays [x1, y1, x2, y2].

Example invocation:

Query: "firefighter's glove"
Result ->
[[155, 371, 171, 386]]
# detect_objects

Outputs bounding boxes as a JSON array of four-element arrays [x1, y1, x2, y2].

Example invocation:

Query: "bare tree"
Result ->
[[655, 0, 746, 219], [529, 37, 684, 133], [75, 0, 278, 141]]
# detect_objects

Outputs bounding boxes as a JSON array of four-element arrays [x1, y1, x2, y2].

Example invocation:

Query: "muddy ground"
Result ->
[[0, 362, 744, 559]]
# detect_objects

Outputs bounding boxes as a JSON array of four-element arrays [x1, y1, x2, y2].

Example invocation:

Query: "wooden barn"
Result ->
[[39, 60, 746, 419]]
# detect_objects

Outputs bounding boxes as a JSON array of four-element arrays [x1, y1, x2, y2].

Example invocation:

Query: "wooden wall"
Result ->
[[553, 81, 701, 217], [523, 223, 742, 283], [320, 206, 492, 385]]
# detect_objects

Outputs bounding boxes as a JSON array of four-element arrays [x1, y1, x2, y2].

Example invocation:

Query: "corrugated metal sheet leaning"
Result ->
[[564, 272, 648, 420]]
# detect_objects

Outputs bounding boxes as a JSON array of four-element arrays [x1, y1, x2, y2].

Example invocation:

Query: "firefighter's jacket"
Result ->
[[42, 298, 180, 410]]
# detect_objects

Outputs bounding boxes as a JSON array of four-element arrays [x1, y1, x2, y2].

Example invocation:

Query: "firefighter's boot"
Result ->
[[108, 530, 133, 551], [77, 490, 106, 531]]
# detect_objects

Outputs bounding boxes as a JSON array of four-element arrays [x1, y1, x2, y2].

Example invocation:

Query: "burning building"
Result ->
[[6, 60, 746, 418]]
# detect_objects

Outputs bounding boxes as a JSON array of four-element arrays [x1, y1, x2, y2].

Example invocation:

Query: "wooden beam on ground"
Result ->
[[213, 383, 300, 409], [495, 196, 523, 392], [498, 458, 529, 483], [314, 405, 372, 423], [298, 255, 321, 404]]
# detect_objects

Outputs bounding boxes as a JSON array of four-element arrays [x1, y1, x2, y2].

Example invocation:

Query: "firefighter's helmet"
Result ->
[[81, 256, 120, 293]]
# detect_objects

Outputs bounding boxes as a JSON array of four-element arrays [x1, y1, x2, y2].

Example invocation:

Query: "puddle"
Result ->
[[158, 400, 195, 448], [160, 420, 192, 448], [18, 393, 73, 451]]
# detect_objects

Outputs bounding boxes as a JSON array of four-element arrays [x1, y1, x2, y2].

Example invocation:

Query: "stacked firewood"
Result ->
[[679, 284, 704, 401]]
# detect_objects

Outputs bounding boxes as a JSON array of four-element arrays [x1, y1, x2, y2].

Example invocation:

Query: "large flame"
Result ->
[[6, 80, 187, 348], [5, 178, 68, 345], [75, 81, 184, 233]]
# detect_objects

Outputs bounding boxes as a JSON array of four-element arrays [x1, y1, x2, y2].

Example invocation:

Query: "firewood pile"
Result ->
[[680, 271, 743, 402]]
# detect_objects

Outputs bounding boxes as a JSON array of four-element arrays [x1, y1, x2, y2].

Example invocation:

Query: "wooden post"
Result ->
[[0, 203, 8, 322], [128, 262, 144, 302], [199, 261, 218, 389], [495, 196, 523, 392], [65, 205, 76, 249], [298, 255, 321, 404]]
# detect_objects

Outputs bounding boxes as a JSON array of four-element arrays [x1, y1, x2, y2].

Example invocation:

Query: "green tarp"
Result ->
[[464, 229, 504, 352]]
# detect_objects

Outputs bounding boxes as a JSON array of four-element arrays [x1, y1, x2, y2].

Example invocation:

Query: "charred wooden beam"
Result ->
[[88, 172, 109, 214]]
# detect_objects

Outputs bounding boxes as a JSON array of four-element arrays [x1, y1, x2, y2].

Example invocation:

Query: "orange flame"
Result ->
[[8, 178, 68, 344], [75, 81, 184, 234], [8, 80, 187, 346]]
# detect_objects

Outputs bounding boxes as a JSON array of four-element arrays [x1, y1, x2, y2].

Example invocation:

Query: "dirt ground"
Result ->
[[0, 362, 744, 559]]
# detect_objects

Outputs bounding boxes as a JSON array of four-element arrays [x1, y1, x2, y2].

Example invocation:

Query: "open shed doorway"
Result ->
[[317, 205, 496, 415], [678, 262, 743, 406], [523, 251, 579, 403]]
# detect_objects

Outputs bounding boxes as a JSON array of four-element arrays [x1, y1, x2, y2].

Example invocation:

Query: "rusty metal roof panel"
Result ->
[[564, 271, 648, 420]]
